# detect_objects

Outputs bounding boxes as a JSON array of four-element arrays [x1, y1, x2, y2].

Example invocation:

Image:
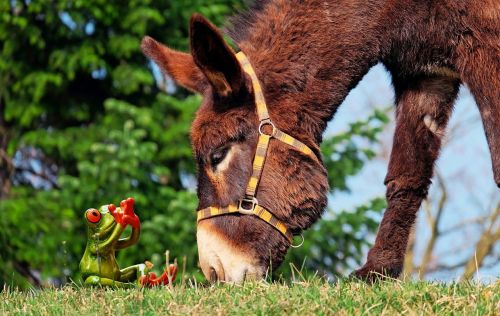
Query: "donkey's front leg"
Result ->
[[354, 75, 460, 282]]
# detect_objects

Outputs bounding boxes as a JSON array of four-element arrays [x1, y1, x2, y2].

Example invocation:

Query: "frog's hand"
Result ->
[[119, 197, 140, 229], [115, 224, 140, 249]]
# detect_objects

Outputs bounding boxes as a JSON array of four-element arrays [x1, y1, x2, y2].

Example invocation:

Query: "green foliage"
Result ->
[[0, 0, 242, 287], [0, 0, 389, 288], [322, 109, 389, 192]]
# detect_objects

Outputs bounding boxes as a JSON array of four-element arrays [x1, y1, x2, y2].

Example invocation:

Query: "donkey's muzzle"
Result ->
[[197, 221, 265, 283]]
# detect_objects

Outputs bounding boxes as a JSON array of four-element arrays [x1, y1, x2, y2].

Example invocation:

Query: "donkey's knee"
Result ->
[[385, 176, 431, 202]]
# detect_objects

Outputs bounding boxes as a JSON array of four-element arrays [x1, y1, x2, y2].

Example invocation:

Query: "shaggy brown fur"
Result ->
[[142, 0, 500, 281]]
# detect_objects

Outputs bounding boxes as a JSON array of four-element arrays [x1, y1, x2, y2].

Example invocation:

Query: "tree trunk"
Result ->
[[0, 100, 13, 199]]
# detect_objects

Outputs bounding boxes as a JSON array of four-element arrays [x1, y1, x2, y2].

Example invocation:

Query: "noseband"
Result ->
[[197, 51, 320, 244]]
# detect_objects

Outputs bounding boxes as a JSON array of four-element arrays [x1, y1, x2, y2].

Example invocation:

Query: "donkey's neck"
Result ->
[[229, 0, 386, 144]]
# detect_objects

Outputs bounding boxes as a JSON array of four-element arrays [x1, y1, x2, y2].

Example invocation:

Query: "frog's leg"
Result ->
[[83, 275, 135, 288], [118, 264, 148, 285]]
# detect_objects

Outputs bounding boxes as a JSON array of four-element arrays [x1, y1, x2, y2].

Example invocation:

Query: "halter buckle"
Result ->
[[238, 197, 258, 215], [258, 119, 276, 137]]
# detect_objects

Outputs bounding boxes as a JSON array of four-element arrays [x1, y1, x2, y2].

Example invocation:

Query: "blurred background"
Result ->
[[0, 0, 498, 288]]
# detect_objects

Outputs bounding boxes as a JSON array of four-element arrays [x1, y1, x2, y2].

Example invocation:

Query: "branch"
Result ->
[[461, 203, 500, 280], [419, 171, 447, 277], [13, 260, 42, 287], [0, 120, 13, 198], [403, 225, 416, 276], [424, 260, 469, 273], [440, 215, 490, 235], [422, 253, 500, 274]]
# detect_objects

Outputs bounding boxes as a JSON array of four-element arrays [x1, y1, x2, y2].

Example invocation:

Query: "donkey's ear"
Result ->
[[189, 14, 247, 98], [141, 36, 208, 93]]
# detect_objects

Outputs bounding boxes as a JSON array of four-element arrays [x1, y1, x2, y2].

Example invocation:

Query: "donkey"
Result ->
[[141, 0, 500, 282]]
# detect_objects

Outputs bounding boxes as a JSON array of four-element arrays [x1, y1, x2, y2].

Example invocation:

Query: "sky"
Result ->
[[325, 64, 499, 281]]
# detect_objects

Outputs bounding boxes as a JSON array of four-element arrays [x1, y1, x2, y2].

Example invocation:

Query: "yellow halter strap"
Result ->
[[196, 51, 319, 244]]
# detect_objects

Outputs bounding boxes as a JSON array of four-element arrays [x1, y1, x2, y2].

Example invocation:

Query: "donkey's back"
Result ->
[[380, 0, 498, 77]]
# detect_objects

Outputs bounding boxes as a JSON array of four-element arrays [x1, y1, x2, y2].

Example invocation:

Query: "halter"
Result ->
[[196, 51, 319, 244]]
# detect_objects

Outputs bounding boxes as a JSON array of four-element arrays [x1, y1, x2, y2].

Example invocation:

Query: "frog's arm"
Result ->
[[115, 226, 140, 249], [96, 224, 125, 250]]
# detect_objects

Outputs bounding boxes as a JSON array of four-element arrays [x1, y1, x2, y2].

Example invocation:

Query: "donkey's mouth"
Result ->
[[197, 220, 265, 283]]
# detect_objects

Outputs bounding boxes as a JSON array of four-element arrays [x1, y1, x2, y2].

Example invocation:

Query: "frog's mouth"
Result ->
[[93, 220, 117, 240]]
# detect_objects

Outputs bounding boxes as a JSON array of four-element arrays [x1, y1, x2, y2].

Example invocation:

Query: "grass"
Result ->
[[1, 278, 498, 315]]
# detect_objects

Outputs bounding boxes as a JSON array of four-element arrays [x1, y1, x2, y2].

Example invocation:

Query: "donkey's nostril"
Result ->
[[243, 268, 248, 282], [209, 267, 218, 281]]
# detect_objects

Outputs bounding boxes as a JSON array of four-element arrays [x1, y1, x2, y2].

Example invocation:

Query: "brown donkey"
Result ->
[[141, 0, 500, 282]]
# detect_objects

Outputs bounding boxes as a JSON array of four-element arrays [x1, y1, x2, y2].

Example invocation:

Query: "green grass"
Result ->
[[1, 279, 498, 315]]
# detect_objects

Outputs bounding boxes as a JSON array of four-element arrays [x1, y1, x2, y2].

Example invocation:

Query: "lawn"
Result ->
[[1, 279, 498, 315]]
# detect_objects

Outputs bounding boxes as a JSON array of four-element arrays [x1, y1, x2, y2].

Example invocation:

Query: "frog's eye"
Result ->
[[86, 208, 101, 223]]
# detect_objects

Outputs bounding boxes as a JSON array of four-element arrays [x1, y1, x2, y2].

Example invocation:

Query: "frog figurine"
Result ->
[[79, 197, 148, 287]]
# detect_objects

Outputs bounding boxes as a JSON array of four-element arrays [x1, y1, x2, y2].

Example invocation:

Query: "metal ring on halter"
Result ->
[[238, 197, 258, 215], [258, 119, 276, 137], [290, 233, 304, 248]]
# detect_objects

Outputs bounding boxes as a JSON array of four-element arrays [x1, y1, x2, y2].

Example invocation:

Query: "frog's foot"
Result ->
[[84, 275, 135, 288], [84, 275, 101, 286], [119, 263, 148, 286]]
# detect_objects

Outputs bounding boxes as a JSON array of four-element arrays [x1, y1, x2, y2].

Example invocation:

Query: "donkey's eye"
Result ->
[[210, 147, 230, 167]]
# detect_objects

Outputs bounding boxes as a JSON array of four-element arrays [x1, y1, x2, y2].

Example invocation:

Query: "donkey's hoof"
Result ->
[[351, 263, 402, 283]]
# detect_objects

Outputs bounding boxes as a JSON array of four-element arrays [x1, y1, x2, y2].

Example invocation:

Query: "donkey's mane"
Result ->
[[224, 0, 346, 144], [225, 0, 272, 44]]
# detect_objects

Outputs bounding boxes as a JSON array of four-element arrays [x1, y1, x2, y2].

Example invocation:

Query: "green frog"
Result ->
[[79, 197, 148, 287]]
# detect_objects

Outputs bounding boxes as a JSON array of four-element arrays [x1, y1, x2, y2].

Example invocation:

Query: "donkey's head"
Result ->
[[142, 14, 328, 282]]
